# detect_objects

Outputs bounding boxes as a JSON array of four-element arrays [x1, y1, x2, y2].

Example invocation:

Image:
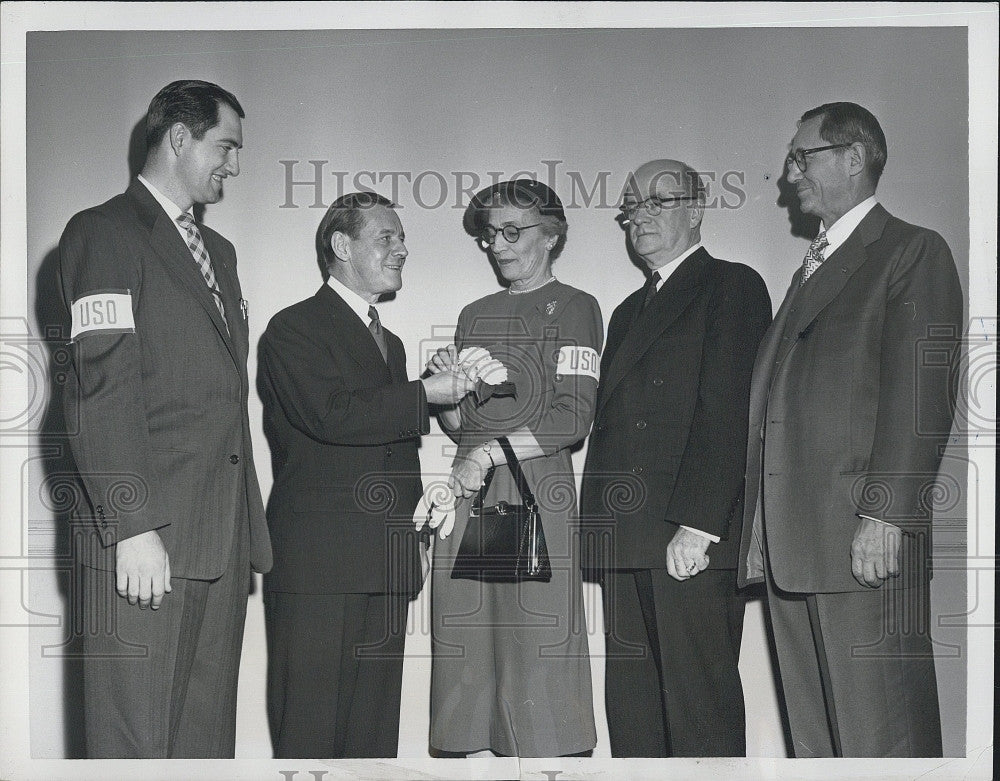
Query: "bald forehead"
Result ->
[[628, 159, 695, 199]]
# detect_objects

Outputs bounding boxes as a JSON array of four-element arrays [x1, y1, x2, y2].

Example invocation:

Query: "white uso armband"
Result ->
[[555, 345, 600, 380], [70, 291, 136, 340]]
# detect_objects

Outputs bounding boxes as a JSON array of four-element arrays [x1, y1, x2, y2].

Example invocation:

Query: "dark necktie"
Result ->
[[631, 271, 661, 328], [642, 271, 662, 311], [176, 213, 228, 329], [368, 305, 388, 363]]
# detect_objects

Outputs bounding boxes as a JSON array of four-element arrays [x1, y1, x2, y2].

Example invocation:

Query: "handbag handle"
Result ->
[[470, 436, 536, 513]]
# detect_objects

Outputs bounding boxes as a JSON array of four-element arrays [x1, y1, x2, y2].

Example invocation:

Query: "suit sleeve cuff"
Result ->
[[856, 513, 901, 533], [680, 525, 721, 544]]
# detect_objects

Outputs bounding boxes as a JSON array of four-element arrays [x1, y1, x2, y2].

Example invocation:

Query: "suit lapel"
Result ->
[[772, 204, 889, 372], [597, 249, 709, 414], [204, 232, 246, 365], [318, 285, 393, 381], [126, 181, 238, 366], [748, 275, 799, 428]]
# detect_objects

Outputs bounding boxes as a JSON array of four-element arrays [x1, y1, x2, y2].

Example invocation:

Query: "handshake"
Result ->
[[420, 345, 509, 406]]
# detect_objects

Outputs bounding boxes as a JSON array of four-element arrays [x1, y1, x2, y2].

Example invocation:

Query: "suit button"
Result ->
[[385, 446, 393, 457], [631, 465, 644, 474], [229, 454, 240, 464], [636, 420, 647, 430], [652, 378, 664, 386]]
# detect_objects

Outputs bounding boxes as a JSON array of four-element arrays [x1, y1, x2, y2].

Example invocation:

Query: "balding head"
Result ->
[[622, 159, 705, 270]]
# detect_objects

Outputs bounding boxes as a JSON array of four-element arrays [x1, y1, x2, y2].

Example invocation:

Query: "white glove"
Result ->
[[458, 346, 509, 385], [413, 481, 458, 540]]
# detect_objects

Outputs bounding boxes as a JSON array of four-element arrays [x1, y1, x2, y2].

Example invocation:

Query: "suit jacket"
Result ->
[[581, 248, 772, 571], [737, 204, 963, 593], [257, 285, 429, 595], [58, 179, 272, 579]]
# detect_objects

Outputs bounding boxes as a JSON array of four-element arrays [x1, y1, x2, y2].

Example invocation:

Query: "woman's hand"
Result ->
[[448, 450, 491, 499]]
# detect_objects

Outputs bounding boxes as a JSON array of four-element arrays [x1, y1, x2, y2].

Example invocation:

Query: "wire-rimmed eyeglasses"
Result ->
[[479, 222, 542, 247], [618, 196, 699, 224], [785, 143, 851, 173]]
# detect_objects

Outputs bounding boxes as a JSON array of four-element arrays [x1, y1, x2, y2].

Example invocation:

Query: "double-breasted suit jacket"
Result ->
[[581, 248, 772, 571]]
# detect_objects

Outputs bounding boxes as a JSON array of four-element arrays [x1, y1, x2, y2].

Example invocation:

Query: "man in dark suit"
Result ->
[[258, 191, 475, 758], [737, 102, 963, 757], [58, 80, 272, 757], [580, 159, 772, 756]]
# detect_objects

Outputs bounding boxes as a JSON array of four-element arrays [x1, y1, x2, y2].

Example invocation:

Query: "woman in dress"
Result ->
[[422, 179, 603, 757]]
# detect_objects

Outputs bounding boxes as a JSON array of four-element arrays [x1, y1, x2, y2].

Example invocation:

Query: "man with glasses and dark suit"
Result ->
[[737, 102, 963, 756], [581, 158, 771, 756]]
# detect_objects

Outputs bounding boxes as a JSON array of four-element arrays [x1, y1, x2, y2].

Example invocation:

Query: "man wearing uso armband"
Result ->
[[581, 159, 772, 756], [58, 80, 271, 758]]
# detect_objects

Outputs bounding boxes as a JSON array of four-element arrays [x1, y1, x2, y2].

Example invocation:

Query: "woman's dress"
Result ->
[[429, 279, 603, 757]]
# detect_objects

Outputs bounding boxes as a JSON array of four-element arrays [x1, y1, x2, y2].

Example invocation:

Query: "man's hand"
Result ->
[[448, 451, 489, 499], [665, 526, 711, 581], [851, 517, 902, 588], [426, 344, 459, 375], [115, 529, 171, 610], [421, 368, 475, 405]]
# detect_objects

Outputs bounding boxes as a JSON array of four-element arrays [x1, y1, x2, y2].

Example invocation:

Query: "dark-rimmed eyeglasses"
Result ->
[[618, 196, 699, 223], [479, 222, 542, 246], [785, 144, 851, 173]]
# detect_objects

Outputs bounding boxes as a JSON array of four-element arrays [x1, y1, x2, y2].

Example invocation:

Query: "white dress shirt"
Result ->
[[137, 174, 192, 241], [326, 274, 378, 326]]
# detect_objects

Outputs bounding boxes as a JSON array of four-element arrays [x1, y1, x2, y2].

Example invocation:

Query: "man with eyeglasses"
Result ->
[[581, 158, 771, 756], [736, 102, 963, 756]]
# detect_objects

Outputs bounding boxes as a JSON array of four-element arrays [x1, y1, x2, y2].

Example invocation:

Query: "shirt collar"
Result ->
[[821, 196, 878, 257], [652, 241, 703, 290], [326, 274, 377, 324], [137, 174, 187, 222]]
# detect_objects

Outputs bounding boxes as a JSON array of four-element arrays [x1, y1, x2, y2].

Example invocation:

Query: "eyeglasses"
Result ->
[[479, 222, 542, 246], [785, 143, 851, 173], [618, 196, 699, 223]]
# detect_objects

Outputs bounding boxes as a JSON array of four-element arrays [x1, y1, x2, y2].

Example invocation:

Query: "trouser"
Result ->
[[264, 590, 409, 758], [764, 575, 942, 757], [603, 568, 747, 757], [79, 517, 250, 758]]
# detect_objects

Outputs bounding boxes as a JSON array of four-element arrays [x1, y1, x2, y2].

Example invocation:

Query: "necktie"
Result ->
[[642, 271, 662, 311], [176, 213, 227, 327], [368, 305, 388, 363], [800, 231, 829, 285]]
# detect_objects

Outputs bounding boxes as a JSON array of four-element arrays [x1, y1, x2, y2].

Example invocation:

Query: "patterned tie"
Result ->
[[176, 213, 227, 327], [368, 305, 388, 363], [800, 231, 829, 285]]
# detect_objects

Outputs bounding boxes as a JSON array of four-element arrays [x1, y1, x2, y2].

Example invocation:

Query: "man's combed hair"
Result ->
[[317, 192, 396, 269], [145, 80, 245, 150], [801, 101, 888, 184]]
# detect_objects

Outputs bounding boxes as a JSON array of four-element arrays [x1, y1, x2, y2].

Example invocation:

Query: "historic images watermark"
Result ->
[[277, 160, 749, 212]]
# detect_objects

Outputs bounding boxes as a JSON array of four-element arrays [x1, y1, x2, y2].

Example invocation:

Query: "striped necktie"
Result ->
[[176, 213, 227, 327]]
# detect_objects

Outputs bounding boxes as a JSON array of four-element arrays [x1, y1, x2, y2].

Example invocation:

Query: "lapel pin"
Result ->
[[545, 300, 557, 315]]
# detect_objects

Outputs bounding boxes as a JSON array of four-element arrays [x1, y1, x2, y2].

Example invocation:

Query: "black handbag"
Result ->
[[450, 436, 552, 583]]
